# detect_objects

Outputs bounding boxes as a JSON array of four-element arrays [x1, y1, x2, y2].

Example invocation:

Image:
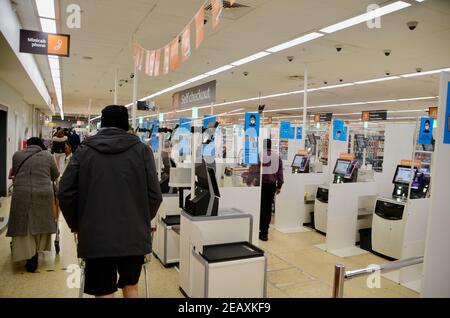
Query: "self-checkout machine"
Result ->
[[179, 117, 266, 298], [370, 114, 435, 292], [274, 147, 325, 233], [315, 119, 377, 257]]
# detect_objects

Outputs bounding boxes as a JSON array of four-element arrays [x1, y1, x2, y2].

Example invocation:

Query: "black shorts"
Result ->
[[84, 255, 144, 296]]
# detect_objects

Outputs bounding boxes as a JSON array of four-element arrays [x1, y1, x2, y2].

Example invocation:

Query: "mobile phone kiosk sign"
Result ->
[[20, 29, 70, 57]]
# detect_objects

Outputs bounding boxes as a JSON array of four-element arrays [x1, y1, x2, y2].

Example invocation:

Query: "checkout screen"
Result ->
[[292, 155, 306, 169], [395, 167, 413, 184], [335, 160, 350, 175]]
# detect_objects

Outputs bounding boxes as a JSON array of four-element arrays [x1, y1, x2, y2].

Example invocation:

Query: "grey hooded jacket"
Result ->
[[58, 128, 162, 259]]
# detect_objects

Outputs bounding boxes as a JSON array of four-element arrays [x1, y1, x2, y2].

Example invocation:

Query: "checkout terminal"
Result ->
[[180, 161, 266, 298], [291, 154, 310, 174], [372, 164, 431, 259], [333, 159, 358, 184]]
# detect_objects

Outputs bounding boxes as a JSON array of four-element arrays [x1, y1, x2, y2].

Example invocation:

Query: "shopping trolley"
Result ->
[[76, 226, 155, 298]]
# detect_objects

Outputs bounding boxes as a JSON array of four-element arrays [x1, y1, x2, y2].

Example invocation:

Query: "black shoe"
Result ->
[[25, 253, 38, 273], [259, 234, 268, 242]]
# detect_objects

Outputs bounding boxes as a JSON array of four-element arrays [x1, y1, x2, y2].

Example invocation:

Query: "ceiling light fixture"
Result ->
[[266, 32, 324, 53], [35, 0, 55, 19], [40, 18, 57, 33], [320, 1, 411, 34], [355, 76, 400, 85], [230, 51, 271, 66], [400, 67, 450, 78]]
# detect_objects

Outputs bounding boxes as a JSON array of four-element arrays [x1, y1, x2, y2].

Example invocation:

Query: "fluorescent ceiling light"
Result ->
[[35, 0, 55, 19], [48, 57, 59, 70], [40, 18, 57, 33], [230, 52, 271, 66], [266, 32, 324, 53], [320, 1, 411, 34], [50, 68, 61, 79], [355, 76, 400, 85], [187, 74, 210, 83], [366, 99, 397, 104], [317, 83, 355, 90], [400, 68, 450, 78], [397, 96, 436, 102], [205, 65, 235, 76]]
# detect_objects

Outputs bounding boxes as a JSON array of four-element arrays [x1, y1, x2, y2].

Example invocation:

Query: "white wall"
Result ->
[[0, 78, 36, 190]]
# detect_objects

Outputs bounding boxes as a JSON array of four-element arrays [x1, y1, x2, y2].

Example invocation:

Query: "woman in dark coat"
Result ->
[[7, 138, 60, 272]]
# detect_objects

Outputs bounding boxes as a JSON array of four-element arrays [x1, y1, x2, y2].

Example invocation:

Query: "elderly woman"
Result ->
[[7, 137, 60, 272]]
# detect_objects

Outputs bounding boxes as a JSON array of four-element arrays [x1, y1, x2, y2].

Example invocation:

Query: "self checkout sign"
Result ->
[[20, 30, 70, 57], [362, 110, 387, 121], [314, 113, 333, 123]]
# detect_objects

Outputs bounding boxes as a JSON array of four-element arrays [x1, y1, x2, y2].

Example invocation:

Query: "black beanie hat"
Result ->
[[101, 105, 129, 131]]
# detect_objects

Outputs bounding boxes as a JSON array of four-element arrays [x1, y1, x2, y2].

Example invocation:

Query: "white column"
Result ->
[[422, 71, 450, 297], [303, 64, 308, 140], [132, 65, 138, 130], [87, 98, 92, 133]]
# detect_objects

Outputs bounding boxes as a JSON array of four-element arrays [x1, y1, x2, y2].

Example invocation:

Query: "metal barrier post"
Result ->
[[333, 264, 345, 298]]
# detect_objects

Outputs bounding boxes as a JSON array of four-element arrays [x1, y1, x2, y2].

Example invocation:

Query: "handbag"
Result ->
[[52, 182, 59, 220], [64, 142, 72, 156]]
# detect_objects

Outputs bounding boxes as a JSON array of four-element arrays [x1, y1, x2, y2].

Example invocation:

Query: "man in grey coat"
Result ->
[[58, 105, 162, 298]]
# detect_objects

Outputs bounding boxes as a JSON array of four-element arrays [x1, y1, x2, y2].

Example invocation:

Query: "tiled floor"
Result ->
[[0, 198, 418, 298]]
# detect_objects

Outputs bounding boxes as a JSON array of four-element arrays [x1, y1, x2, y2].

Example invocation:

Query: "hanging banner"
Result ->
[[296, 127, 303, 140], [195, 6, 205, 48], [279, 121, 292, 139], [154, 49, 161, 77], [170, 37, 180, 71], [163, 44, 170, 75], [244, 112, 260, 165], [181, 25, 191, 63], [138, 47, 144, 71], [20, 29, 70, 57], [211, 0, 224, 30], [172, 80, 216, 109], [418, 117, 434, 145], [145, 50, 156, 76]]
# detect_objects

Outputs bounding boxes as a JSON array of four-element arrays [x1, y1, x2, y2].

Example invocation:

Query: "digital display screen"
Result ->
[[334, 160, 351, 175], [395, 167, 414, 184], [292, 155, 308, 170]]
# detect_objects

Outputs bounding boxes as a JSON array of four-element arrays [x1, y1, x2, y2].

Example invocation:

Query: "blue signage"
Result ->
[[333, 119, 347, 141], [296, 127, 303, 140], [203, 115, 217, 129], [179, 118, 191, 131], [280, 121, 292, 139], [245, 112, 260, 137], [244, 112, 260, 165], [444, 82, 450, 144], [418, 117, 434, 145]]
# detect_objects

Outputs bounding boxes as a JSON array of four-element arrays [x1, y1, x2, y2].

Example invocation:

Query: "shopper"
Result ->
[[259, 139, 284, 241], [68, 129, 81, 153], [51, 129, 68, 175], [7, 138, 60, 272], [58, 105, 162, 298]]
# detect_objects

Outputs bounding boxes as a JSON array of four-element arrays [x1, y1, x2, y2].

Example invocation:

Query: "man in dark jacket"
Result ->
[[68, 129, 81, 153], [58, 105, 162, 298], [259, 139, 284, 242]]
